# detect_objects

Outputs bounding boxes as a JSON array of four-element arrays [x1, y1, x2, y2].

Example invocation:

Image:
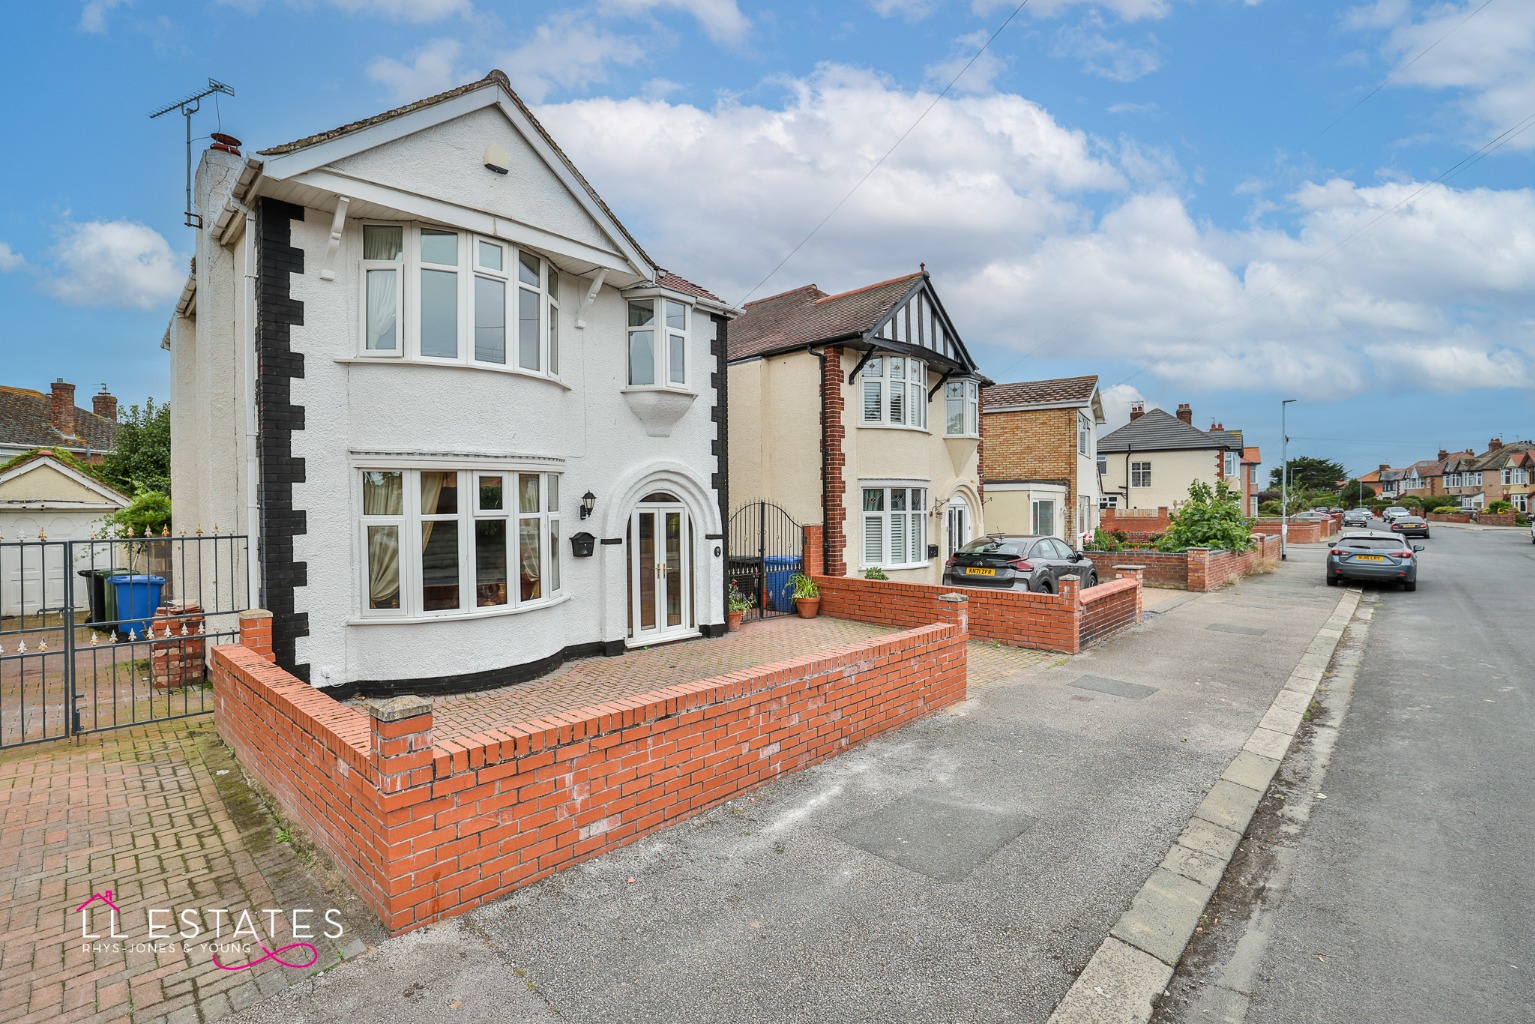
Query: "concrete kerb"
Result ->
[[1046, 587, 1364, 1024]]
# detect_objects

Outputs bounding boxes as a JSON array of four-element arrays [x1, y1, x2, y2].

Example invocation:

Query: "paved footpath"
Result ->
[[0, 719, 381, 1024], [232, 555, 1351, 1024]]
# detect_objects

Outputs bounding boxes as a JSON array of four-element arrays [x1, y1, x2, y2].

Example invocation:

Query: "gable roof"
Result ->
[[0, 387, 117, 455], [1470, 440, 1535, 471], [1098, 408, 1237, 453], [1209, 427, 1244, 450], [0, 448, 129, 506], [727, 272, 978, 374], [982, 375, 1097, 410]]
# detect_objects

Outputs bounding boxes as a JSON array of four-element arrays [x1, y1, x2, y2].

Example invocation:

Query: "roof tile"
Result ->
[[727, 274, 923, 361], [982, 376, 1097, 408], [1098, 408, 1238, 453], [0, 386, 117, 455]]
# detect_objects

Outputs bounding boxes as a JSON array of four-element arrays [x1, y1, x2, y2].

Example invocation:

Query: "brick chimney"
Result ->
[[93, 388, 118, 423], [1489, 437, 1503, 451], [1437, 449, 1448, 461], [1176, 403, 1192, 425], [1379, 463, 1389, 472], [50, 379, 77, 438], [1129, 401, 1145, 421]]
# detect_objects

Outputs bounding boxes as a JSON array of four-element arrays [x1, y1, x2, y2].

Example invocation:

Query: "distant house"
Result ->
[[979, 375, 1104, 545], [727, 270, 985, 583], [1240, 446, 1262, 516], [1097, 403, 1245, 513], [1470, 438, 1535, 512], [1440, 450, 1485, 509], [0, 448, 129, 613], [0, 380, 118, 462]]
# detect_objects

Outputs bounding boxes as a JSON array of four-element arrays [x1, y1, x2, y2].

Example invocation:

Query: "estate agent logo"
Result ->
[[73, 884, 337, 971]]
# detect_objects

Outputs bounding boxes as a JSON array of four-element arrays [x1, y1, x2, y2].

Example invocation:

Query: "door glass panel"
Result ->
[[665, 511, 683, 628], [637, 512, 656, 630]]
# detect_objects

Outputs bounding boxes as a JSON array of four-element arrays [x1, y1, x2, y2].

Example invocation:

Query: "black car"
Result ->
[[1326, 531, 1423, 591], [1342, 509, 1371, 527], [1389, 515, 1431, 539], [942, 535, 1098, 593]]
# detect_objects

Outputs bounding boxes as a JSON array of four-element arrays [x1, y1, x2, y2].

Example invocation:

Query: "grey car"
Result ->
[[1326, 531, 1423, 591], [1343, 509, 1371, 527], [943, 535, 1099, 593]]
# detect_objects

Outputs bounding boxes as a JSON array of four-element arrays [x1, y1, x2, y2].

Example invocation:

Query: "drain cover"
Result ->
[[1070, 675, 1159, 700], [835, 793, 1034, 882]]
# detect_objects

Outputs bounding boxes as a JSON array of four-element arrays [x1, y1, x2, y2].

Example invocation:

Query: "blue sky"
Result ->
[[2, 0, 1532, 483]]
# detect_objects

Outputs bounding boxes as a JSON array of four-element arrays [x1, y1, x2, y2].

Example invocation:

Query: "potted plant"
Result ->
[[789, 573, 820, 618], [727, 583, 754, 632]]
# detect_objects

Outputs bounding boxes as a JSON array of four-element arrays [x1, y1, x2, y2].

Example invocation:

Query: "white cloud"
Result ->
[[1020, 0, 1171, 22], [79, 0, 128, 33], [41, 220, 184, 311], [501, 13, 647, 103], [597, 0, 749, 44], [1097, 384, 1150, 429], [1366, 342, 1531, 391], [368, 38, 463, 103], [871, 0, 938, 21], [330, 0, 470, 18], [0, 242, 24, 272], [533, 66, 1535, 399], [1052, 24, 1163, 82], [925, 31, 1008, 94]]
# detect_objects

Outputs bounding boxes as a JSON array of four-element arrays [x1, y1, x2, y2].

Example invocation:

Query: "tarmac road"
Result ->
[[1225, 524, 1535, 1023]]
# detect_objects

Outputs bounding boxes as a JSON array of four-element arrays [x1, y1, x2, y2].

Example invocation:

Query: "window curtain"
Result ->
[[365, 270, 398, 351], [420, 473, 445, 551], [364, 473, 403, 607]]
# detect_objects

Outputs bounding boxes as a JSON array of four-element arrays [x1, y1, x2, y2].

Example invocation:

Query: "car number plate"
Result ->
[[1354, 555, 1385, 562], [964, 567, 996, 576]]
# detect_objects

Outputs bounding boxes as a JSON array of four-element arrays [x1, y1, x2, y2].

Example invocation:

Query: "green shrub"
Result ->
[[1485, 500, 1513, 514], [100, 490, 172, 537], [864, 566, 889, 580], [727, 584, 755, 613], [1085, 528, 1122, 552], [789, 573, 820, 600], [1259, 500, 1283, 516], [1159, 480, 1255, 553]]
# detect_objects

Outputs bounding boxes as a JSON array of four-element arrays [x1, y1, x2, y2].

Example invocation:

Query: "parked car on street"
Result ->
[[1326, 531, 1424, 591], [943, 535, 1099, 593], [1389, 515, 1431, 539], [1343, 509, 1371, 527], [1291, 511, 1330, 522], [1382, 506, 1409, 522]]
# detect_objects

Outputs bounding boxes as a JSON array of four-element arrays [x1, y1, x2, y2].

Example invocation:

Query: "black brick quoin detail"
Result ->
[[256, 199, 311, 682], [711, 314, 730, 625]]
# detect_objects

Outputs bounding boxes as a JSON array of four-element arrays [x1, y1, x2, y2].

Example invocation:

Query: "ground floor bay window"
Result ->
[[862, 485, 928, 570], [360, 468, 561, 619]]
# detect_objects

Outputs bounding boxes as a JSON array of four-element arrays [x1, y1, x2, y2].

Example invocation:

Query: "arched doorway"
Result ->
[[628, 492, 695, 644], [945, 496, 972, 558]]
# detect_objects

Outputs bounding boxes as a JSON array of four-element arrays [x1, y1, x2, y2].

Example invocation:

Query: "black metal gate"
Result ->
[[0, 532, 250, 750], [728, 502, 804, 621]]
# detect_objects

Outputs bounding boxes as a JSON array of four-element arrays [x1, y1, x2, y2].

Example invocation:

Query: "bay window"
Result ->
[[627, 298, 688, 388], [862, 486, 928, 568], [945, 380, 978, 436], [359, 467, 561, 619], [359, 223, 561, 377], [860, 356, 928, 428]]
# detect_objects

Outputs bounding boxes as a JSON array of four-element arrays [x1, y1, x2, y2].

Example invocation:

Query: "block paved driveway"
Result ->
[[0, 719, 381, 1024]]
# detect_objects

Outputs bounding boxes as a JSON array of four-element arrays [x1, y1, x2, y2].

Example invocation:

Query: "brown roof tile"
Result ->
[[727, 274, 924, 361], [656, 271, 725, 305], [982, 375, 1098, 408], [0, 385, 117, 455]]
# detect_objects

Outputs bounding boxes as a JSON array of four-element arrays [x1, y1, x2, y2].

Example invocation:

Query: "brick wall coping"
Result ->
[[1079, 576, 1137, 605]]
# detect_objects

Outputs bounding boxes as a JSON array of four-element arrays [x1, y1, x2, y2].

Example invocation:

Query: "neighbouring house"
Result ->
[[1471, 438, 1535, 512], [165, 70, 735, 692], [0, 380, 119, 462], [1440, 450, 1485, 510], [1097, 403, 1246, 514], [727, 269, 985, 584], [1376, 467, 1405, 500], [1396, 458, 1437, 499], [1240, 446, 1263, 516], [0, 448, 129, 613], [979, 375, 1104, 546]]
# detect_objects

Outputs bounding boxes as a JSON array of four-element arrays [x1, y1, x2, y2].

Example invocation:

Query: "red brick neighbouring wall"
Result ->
[[1426, 512, 1471, 523], [821, 345, 848, 576], [212, 604, 969, 935], [1476, 512, 1517, 526], [1093, 535, 1279, 591], [1251, 518, 1332, 544], [1102, 507, 1171, 533], [812, 571, 1140, 654]]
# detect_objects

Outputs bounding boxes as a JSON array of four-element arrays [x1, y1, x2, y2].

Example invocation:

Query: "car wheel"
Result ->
[[1039, 580, 1055, 595], [1325, 575, 1337, 586], [1402, 579, 1417, 592], [1086, 572, 1098, 588]]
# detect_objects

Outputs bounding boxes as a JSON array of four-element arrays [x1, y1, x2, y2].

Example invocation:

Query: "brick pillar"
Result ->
[[150, 603, 206, 688], [368, 697, 434, 795], [936, 591, 969, 635], [1114, 565, 1146, 623], [802, 524, 825, 577], [238, 610, 275, 662], [1187, 549, 1211, 593], [1059, 574, 1083, 655], [821, 345, 847, 577]]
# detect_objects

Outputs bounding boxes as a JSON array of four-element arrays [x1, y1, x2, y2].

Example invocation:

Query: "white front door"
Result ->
[[945, 498, 971, 557], [628, 497, 693, 645]]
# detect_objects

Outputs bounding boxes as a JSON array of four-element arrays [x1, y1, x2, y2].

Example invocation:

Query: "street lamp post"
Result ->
[[1281, 399, 1297, 561]]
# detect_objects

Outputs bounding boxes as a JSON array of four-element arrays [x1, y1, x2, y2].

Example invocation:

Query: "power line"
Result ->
[[1314, 0, 1498, 140], [734, 2, 1033, 308], [1113, 108, 1535, 387]]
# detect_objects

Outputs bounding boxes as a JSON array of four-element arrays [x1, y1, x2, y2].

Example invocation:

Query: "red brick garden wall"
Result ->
[[1250, 518, 1334, 544], [212, 604, 969, 936], [1088, 535, 1279, 592], [1102, 507, 1171, 533], [1426, 511, 1471, 523], [1477, 512, 1517, 526]]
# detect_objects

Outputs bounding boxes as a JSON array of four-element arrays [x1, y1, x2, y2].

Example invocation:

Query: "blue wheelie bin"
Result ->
[[108, 574, 166, 640], [763, 555, 803, 612]]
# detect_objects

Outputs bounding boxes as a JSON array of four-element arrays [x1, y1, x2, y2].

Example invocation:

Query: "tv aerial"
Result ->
[[149, 78, 237, 228]]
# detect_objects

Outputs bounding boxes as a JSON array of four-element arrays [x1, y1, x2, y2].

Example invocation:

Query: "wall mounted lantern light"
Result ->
[[580, 491, 597, 520]]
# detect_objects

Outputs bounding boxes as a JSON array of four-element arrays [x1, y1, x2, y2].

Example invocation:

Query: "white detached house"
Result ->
[[166, 71, 735, 693]]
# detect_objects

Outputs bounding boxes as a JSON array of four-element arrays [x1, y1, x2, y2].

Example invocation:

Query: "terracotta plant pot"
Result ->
[[795, 597, 820, 619], [727, 610, 744, 632]]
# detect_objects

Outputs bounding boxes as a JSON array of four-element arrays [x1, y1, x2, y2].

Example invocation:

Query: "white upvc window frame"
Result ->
[[861, 484, 929, 569], [356, 466, 562, 622], [944, 379, 979, 437], [356, 222, 563, 380], [860, 356, 929, 430], [1130, 461, 1152, 488], [1078, 412, 1093, 456], [625, 295, 692, 391], [1100, 494, 1121, 510], [1224, 450, 1239, 478]]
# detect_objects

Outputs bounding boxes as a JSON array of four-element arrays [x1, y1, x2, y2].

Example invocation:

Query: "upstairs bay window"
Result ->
[[945, 380, 978, 436], [360, 223, 560, 377], [861, 356, 928, 428], [627, 298, 688, 388], [359, 467, 561, 620]]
